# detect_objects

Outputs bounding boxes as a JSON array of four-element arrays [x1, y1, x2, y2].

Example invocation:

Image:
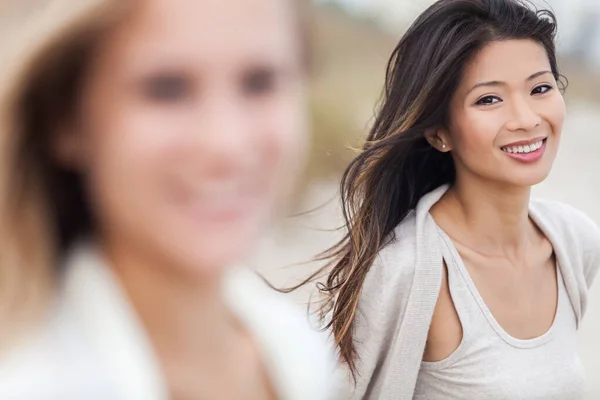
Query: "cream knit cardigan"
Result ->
[[333, 185, 600, 400]]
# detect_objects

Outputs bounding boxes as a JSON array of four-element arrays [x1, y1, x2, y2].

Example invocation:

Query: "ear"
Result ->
[[425, 128, 452, 152]]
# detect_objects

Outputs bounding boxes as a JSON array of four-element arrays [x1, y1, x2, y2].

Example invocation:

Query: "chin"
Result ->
[[502, 167, 552, 188], [151, 210, 270, 278], [175, 232, 261, 276]]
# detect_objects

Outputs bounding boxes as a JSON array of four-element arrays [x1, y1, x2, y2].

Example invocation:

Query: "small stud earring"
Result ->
[[441, 143, 447, 149]]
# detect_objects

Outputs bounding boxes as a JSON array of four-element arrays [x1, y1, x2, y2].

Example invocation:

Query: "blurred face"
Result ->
[[64, 0, 307, 276], [442, 39, 565, 188]]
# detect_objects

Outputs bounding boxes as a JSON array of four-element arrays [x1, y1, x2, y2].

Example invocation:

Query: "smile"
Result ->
[[500, 138, 547, 164], [501, 139, 544, 154]]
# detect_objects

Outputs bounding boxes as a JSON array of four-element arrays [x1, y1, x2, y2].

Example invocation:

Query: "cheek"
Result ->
[[256, 89, 308, 196], [547, 95, 566, 139], [451, 109, 502, 158], [88, 100, 172, 181], [83, 104, 172, 233]]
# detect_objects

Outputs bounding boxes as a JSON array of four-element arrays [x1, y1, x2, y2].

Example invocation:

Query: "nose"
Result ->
[[194, 93, 254, 172], [505, 96, 542, 132]]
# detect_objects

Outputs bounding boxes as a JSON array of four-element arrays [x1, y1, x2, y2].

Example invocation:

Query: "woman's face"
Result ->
[[62, 0, 307, 275], [443, 39, 565, 188]]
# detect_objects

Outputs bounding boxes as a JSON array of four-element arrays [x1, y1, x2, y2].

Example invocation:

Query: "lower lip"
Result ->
[[502, 140, 546, 164], [172, 188, 260, 224]]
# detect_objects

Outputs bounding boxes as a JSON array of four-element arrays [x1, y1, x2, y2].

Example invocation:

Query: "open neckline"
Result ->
[[432, 221, 561, 349]]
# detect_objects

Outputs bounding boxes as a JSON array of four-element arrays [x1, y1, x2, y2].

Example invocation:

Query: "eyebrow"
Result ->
[[466, 70, 553, 96]]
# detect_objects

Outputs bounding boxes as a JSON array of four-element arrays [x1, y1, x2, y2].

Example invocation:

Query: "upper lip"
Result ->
[[501, 136, 546, 148]]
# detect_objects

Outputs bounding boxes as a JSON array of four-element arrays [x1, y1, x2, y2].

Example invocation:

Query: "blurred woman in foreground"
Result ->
[[0, 0, 332, 398]]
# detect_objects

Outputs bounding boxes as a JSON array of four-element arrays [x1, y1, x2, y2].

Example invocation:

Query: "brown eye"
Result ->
[[242, 67, 276, 96], [143, 74, 192, 102], [531, 84, 553, 95], [476, 95, 501, 106]]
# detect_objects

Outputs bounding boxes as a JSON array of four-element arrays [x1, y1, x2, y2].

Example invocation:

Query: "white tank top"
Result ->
[[414, 228, 586, 400]]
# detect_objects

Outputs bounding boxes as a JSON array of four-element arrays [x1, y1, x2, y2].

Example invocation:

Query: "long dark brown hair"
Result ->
[[302, 0, 566, 379]]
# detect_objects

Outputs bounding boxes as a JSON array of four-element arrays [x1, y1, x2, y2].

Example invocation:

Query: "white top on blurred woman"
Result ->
[[0, 0, 333, 399]]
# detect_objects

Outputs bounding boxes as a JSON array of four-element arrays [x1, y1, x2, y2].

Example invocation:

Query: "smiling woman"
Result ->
[[301, 0, 600, 399], [0, 0, 332, 399], [435, 39, 566, 187]]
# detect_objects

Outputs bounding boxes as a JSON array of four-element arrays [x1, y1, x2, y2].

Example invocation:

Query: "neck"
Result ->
[[439, 173, 534, 256], [101, 237, 237, 368]]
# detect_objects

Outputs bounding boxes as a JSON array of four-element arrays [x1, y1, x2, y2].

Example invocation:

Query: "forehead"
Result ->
[[461, 39, 551, 87], [98, 0, 299, 69]]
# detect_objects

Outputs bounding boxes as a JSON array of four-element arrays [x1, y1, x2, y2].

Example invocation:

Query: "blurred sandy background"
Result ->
[[255, 1, 600, 398]]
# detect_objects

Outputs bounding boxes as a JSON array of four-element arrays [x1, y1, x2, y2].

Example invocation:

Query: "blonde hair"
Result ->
[[0, 0, 131, 343]]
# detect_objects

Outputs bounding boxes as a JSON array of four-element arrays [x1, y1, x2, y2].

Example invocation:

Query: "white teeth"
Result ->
[[502, 140, 544, 154]]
